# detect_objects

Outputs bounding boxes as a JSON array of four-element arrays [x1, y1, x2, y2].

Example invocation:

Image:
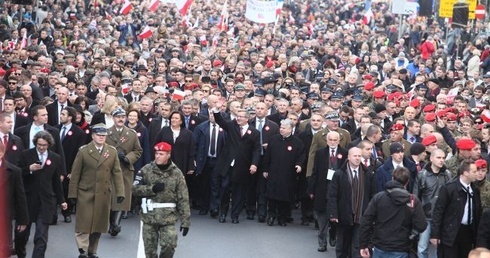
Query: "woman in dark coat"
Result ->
[[125, 109, 151, 171], [153, 111, 196, 199], [263, 119, 305, 226]]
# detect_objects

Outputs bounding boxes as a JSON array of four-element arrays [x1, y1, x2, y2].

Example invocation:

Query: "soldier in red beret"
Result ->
[[445, 138, 476, 177], [381, 123, 412, 159], [133, 142, 191, 258]]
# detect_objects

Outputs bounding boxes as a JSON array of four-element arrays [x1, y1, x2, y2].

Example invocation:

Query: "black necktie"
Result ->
[[467, 186, 472, 225], [210, 124, 216, 156], [352, 169, 359, 205]]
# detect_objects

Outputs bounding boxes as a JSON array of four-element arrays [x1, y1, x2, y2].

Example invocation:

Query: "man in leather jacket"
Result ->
[[412, 149, 453, 258]]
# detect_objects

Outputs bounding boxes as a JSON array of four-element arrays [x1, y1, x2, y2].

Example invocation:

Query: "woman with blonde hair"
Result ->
[[90, 95, 119, 127]]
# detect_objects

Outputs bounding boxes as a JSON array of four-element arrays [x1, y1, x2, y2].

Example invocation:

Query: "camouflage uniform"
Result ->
[[133, 161, 190, 258], [444, 154, 465, 178]]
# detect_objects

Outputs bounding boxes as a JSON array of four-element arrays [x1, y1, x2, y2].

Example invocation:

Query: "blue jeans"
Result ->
[[418, 220, 437, 258], [373, 247, 408, 258]]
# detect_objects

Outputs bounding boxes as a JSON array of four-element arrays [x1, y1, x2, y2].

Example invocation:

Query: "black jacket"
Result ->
[[360, 181, 427, 252], [477, 208, 490, 248], [327, 162, 376, 225], [412, 163, 453, 218], [431, 178, 482, 246]]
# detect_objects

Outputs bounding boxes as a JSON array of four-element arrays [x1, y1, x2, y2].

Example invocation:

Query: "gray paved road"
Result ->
[[19, 209, 337, 258]]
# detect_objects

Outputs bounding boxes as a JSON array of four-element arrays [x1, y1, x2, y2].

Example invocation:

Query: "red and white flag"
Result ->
[[120, 1, 133, 15], [149, 0, 159, 12], [217, 0, 228, 31], [105, 11, 113, 20], [175, 0, 193, 16], [172, 89, 186, 101], [362, 9, 373, 25], [138, 26, 153, 39]]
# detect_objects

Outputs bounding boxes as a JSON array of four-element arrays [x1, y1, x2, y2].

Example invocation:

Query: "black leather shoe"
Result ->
[[329, 235, 336, 247], [64, 216, 72, 223], [301, 219, 309, 226], [78, 249, 89, 258], [219, 215, 226, 223], [199, 210, 208, 215], [267, 216, 274, 226], [231, 219, 239, 224], [88, 253, 99, 258], [110, 225, 121, 236], [278, 221, 287, 226], [258, 216, 266, 223], [246, 214, 254, 220], [210, 210, 219, 218], [317, 246, 327, 252], [286, 217, 293, 223]]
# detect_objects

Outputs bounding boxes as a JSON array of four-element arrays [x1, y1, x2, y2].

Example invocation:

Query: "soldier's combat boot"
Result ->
[[110, 211, 123, 236]]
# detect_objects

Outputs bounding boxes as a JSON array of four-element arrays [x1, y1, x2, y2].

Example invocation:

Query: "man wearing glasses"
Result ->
[[15, 131, 67, 258]]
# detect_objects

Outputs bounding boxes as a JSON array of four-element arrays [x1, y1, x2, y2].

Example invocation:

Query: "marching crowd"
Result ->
[[2, 0, 490, 257]]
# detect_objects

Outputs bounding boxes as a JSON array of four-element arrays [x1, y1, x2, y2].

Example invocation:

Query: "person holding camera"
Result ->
[[359, 167, 427, 258]]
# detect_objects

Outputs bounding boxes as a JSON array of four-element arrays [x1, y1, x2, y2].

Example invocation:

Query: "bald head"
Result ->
[[348, 147, 362, 167]]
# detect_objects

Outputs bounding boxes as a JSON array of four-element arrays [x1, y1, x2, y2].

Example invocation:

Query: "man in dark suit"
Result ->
[[327, 147, 376, 258], [181, 100, 205, 132], [123, 79, 143, 103], [46, 87, 72, 126], [404, 119, 422, 144], [0, 113, 25, 165], [431, 160, 482, 258], [14, 105, 67, 177], [213, 103, 261, 224], [193, 111, 226, 216], [246, 102, 279, 222], [358, 140, 383, 174], [0, 142, 28, 257], [139, 96, 155, 128], [57, 107, 86, 223], [308, 131, 348, 252], [298, 113, 324, 226], [3, 96, 29, 132], [14, 131, 67, 258], [266, 98, 289, 125], [148, 101, 172, 146]]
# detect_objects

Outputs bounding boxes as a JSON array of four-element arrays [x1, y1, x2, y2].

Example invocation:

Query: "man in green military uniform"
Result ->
[[381, 123, 412, 159], [445, 138, 476, 177], [133, 142, 190, 258], [105, 108, 142, 236], [68, 124, 125, 258], [307, 111, 351, 177]]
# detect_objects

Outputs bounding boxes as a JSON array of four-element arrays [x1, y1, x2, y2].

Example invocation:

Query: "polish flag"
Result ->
[[138, 26, 153, 39], [120, 1, 133, 15], [482, 110, 490, 123], [172, 89, 186, 101], [149, 0, 159, 12], [175, 0, 193, 16], [105, 11, 113, 21], [217, 0, 228, 31], [362, 9, 373, 25]]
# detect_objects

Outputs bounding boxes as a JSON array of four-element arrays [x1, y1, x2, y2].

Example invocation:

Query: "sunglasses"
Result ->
[[185, 80, 193, 83]]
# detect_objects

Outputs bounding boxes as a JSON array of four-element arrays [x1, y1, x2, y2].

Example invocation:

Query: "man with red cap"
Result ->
[[381, 123, 412, 159], [422, 134, 439, 153], [133, 142, 191, 258], [445, 138, 476, 177]]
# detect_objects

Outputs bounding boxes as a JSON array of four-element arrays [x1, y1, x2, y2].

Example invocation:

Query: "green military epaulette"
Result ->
[[107, 145, 117, 150], [79, 145, 87, 149]]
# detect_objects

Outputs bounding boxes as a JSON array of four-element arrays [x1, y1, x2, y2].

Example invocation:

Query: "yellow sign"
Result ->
[[439, 0, 477, 19]]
